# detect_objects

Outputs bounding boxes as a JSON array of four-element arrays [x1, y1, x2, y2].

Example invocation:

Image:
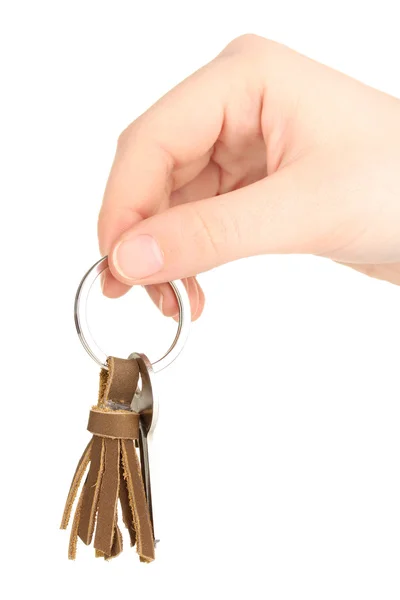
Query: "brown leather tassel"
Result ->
[[60, 357, 155, 562]]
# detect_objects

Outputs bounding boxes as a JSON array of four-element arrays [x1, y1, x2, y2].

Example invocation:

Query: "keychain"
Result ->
[[60, 256, 190, 561]]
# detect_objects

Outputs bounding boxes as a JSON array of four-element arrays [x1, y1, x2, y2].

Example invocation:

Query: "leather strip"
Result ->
[[87, 409, 139, 440], [78, 436, 105, 545], [68, 488, 85, 560], [119, 460, 137, 547], [109, 523, 123, 558], [61, 355, 156, 562], [60, 439, 92, 530], [94, 438, 120, 555], [95, 524, 123, 560], [99, 357, 140, 408], [121, 439, 155, 562]]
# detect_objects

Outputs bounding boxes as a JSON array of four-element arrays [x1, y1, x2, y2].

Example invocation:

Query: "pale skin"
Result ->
[[98, 34, 400, 320]]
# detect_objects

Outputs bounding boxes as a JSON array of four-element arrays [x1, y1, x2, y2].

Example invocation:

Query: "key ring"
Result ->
[[74, 256, 191, 373]]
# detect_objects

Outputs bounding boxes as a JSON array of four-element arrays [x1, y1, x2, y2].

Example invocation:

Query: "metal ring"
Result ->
[[74, 256, 191, 373]]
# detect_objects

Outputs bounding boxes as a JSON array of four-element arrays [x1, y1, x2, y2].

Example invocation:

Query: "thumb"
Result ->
[[108, 167, 320, 285]]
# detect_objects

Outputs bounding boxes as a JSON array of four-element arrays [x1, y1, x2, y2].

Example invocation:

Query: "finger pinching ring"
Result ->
[[74, 255, 191, 373]]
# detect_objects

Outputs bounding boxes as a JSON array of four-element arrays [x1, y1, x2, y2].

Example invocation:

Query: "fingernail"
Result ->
[[113, 235, 164, 280]]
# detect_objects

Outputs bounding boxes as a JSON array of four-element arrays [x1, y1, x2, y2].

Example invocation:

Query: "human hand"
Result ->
[[98, 34, 400, 319]]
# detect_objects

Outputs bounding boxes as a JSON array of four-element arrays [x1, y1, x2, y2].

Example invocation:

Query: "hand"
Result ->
[[98, 34, 400, 319]]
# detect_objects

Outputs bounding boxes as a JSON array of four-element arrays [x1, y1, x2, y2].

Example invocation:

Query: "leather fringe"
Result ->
[[60, 428, 155, 562]]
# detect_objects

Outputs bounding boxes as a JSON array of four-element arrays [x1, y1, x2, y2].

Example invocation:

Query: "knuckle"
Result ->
[[116, 125, 132, 150], [188, 203, 222, 260], [222, 33, 271, 55], [219, 34, 287, 76], [187, 201, 242, 262], [217, 34, 283, 75], [116, 120, 145, 152]]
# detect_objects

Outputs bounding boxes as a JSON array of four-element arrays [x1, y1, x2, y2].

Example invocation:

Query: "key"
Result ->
[[129, 352, 159, 543], [138, 419, 154, 537], [70, 256, 190, 561]]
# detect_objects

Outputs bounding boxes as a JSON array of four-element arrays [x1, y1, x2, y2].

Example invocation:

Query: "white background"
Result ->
[[1, 1, 400, 598]]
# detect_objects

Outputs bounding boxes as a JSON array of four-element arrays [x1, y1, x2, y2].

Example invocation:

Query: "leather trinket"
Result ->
[[60, 357, 155, 562]]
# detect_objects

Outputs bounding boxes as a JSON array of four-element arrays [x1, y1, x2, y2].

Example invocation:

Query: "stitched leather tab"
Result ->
[[88, 409, 140, 440]]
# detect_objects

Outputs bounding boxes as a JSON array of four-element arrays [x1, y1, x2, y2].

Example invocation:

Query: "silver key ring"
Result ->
[[74, 256, 191, 373]]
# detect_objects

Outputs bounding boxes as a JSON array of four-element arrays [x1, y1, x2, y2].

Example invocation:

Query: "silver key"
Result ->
[[129, 352, 159, 542], [138, 419, 154, 535]]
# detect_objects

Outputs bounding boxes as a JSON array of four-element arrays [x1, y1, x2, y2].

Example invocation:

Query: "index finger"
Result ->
[[98, 60, 229, 256]]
